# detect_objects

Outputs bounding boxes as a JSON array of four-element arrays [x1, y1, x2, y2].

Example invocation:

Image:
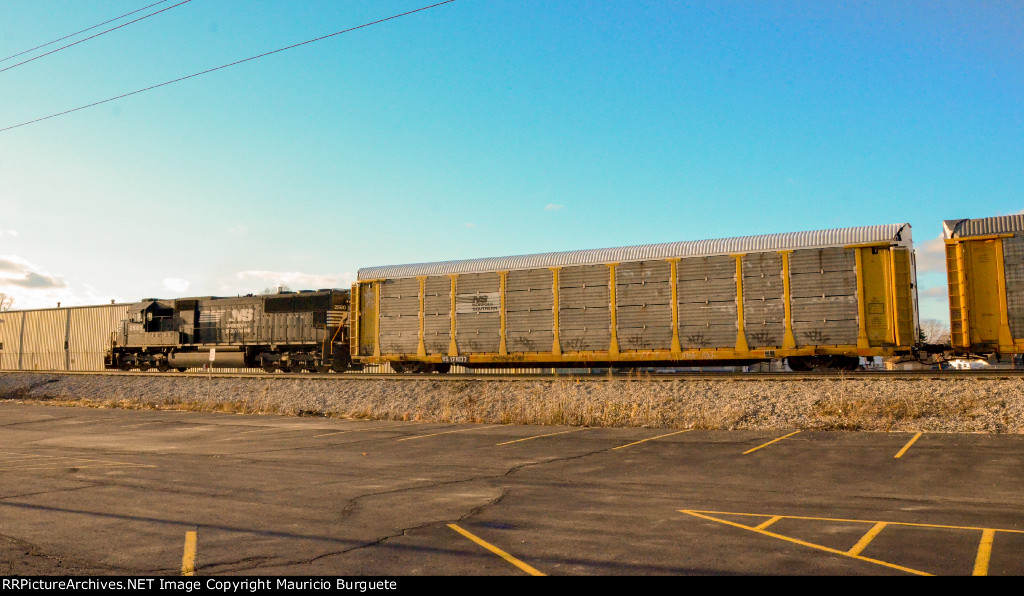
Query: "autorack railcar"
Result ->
[[352, 223, 920, 372], [944, 214, 1024, 357]]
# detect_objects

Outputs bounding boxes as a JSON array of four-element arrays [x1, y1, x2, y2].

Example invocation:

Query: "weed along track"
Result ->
[[1, 372, 1021, 433]]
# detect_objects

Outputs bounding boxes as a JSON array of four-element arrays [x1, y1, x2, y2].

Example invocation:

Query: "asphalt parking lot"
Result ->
[[0, 401, 1021, 576]]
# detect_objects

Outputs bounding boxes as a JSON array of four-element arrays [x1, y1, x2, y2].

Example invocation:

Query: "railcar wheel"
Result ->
[[262, 365, 277, 373], [119, 361, 133, 371], [279, 366, 293, 373], [156, 361, 170, 372], [176, 367, 187, 372], [434, 364, 451, 374], [313, 364, 330, 374], [390, 362, 406, 373], [138, 362, 151, 372]]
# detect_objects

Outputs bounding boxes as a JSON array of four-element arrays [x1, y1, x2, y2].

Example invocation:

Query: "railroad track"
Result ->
[[4, 369, 1024, 381]]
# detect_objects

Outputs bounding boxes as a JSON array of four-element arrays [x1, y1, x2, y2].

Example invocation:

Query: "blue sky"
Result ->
[[1, 1, 1022, 325]]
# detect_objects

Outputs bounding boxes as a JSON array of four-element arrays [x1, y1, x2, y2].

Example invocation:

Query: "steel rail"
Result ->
[[3, 369, 1024, 381]]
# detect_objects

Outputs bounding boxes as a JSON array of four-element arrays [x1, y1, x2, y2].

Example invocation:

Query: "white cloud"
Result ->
[[0, 255, 66, 289], [915, 234, 946, 274], [545, 203, 565, 211], [0, 230, 17, 237], [0, 254, 119, 309], [163, 278, 191, 293], [464, 223, 476, 229]]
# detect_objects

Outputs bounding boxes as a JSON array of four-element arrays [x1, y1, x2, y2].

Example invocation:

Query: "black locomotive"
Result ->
[[105, 289, 353, 372]]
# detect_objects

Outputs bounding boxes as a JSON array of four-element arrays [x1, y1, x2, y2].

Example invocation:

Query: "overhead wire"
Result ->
[[0, 0, 194, 74], [0, 0, 457, 133], [0, 0, 173, 63]]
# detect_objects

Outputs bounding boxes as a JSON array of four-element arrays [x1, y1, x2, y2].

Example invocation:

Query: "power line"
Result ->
[[1, 0, 193, 74], [0, 0, 173, 63], [1, 0, 457, 134]]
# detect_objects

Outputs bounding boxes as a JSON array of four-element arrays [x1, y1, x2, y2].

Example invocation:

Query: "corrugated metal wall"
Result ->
[[0, 304, 131, 371]]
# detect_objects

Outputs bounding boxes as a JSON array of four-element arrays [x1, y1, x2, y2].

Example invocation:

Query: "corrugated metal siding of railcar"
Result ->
[[944, 215, 1024, 353]]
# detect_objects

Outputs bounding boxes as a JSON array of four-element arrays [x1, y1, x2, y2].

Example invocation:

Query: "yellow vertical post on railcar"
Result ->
[[417, 277, 427, 358], [608, 263, 620, 355], [732, 255, 749, 353], [374, 281, 381, 358], [668, 258, 682, 354], [448, 274, 458, 357], [779, 251, 797, 350], [498, 271, 508, 356], [350, 282, 360, 359], [854, 249, 871, 349], [550, 268, 561, 356]]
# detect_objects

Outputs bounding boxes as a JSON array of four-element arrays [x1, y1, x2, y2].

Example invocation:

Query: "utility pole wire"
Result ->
[[0, 0, 457, 134], [1, 0, 173, 63], [1, 0, 193, 74]]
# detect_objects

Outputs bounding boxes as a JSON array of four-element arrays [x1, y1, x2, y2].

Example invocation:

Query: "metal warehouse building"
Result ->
[[0, 303, 131, 372]]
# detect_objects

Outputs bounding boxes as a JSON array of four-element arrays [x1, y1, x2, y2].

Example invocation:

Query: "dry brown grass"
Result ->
[[2, 372, 1021, 433]]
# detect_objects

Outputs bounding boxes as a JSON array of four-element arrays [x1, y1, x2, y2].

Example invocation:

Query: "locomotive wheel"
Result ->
[[156, 361, 170, 372]]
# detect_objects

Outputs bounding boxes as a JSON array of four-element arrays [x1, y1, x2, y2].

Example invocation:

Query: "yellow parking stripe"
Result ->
[[742, 431, 801, 454], [397, 426, 495, 442], [685, 510, 1024, 534], [754, 516, 783, 530], [894, 432, 922, 459], [680, 510, 931, 576], [612, 429, 692, 450], [497, 427, 588, 446], [847, 522, 887, 556], [181, 531, 197, 576], [448, 524, 544, 576], [973, 529, 996, 576]]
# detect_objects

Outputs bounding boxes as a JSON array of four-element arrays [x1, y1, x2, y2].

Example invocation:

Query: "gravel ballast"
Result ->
[[1, 372, 1022, 433]]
